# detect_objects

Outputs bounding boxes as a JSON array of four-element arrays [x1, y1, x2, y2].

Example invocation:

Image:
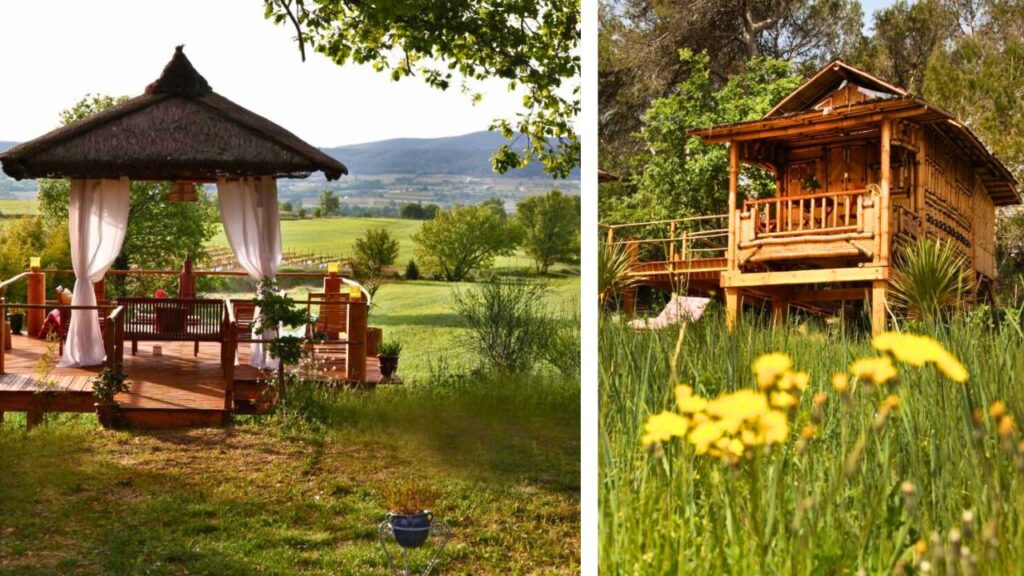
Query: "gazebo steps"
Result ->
[[117, 407, 230, 429]]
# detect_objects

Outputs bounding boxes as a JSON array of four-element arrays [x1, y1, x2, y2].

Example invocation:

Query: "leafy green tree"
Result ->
[[515, 190, 580, 273], [36, 95, 219, 298], [603, 51, 801, 225], [0, 217, 73, 303], [404, 259, 420, 280], [412, 204, 518, 281], [264, 0, 579, 178], [353, 228, 400, 277], [851, 0, 951, 94], [318, 190, 340, 216], [281, 200, 294, 213]]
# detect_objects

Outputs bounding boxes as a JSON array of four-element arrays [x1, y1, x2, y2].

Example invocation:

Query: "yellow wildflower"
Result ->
[[641, 411, 689, 448], [759, 410, 790, 444], [706, 390, 769, 433], [713, 437, 745, 459], [872, 332, 968, 383], [850, 356, 898, 385], [770, 390, 799, 409], [999, 415, 1016, 438], [674, 384, 708, 414], [881, 395, 901, 410], [832, 372, 850, 394], [990, 401, 1007, 420], [801, 424, 817, 439], [753, 353, 792, 388], [688, 421, 723, 454], [914, 539, 928, 556], [777, 370, 810, 392]]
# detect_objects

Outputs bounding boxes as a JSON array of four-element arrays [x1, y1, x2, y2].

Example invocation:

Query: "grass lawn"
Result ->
[[211, 217, 576, 273], [212, 276, 580, 382], [0, 199, 37, 216], [600, 306, 1024, 574], [0, 373, 580, 574]]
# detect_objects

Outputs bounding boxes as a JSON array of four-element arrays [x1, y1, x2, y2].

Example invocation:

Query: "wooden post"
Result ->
[[93, 278, 105, 304], [26, 409, 43, 430], [871, 280, 887, 336], [323, 269, 342, 294], [622, 239, 639, 317], [725, 288, 740, 330], [879, 118, 892, 266], [771, 298, 788, 327], [728, 142, 740, 271], [26, 265, 45, 338], [606, 226, 615, 247], [347, 289, 368, 382], [0, 298, 6, 374], [914, 127, 926, 219]]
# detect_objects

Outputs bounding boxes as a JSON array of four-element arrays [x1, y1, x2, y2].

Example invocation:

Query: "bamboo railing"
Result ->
[[742, 189, 870, 239]]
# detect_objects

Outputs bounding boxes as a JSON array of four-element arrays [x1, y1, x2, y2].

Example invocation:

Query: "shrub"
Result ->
[[891, 237, 971, 323], [404, 259, 420, 280], [354, 228, 400, 278], [544, 309, 580, 377], [598, 241, 635, 305], [92, 366, 129, 404], [378, 339, 403, 357], [452, 278, 551, 373], [382, 480, 442, 515]]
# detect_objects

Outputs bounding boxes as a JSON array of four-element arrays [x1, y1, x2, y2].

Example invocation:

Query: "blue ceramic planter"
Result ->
[[390, 512, 431, 548]]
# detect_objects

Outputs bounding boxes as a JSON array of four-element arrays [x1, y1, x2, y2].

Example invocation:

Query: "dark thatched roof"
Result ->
[[0, 46, 347, 181]]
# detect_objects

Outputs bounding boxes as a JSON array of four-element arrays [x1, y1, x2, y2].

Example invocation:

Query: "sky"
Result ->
[[0, 0, 527, 147]]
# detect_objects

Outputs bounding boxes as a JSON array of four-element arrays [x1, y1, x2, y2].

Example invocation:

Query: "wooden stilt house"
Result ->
[[605, 60, 1020, 334]]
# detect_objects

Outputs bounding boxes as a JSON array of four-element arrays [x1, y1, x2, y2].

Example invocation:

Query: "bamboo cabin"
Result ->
[[604, 60, 1021, 334]]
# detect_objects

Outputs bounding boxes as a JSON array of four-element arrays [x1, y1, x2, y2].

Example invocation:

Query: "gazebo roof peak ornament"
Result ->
[[146, 45, 212, 98]]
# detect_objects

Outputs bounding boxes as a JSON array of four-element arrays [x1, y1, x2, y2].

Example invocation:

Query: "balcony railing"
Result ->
[[742, 189, 873, 240]]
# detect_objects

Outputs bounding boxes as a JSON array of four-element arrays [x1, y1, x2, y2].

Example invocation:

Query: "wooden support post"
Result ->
[[771, 298, 788, 327], [26, 267, 45, 338], [347, 289, 368, 383], [26, 410, 43, 430], [871, 280, 888, 336], [728, 142, 740, 271], [914, 128, 926, 219], [879, 118, 892, 266], [93, 278, 105, 303], [725, 288, 740, 331], [323, 269, 342, 294]]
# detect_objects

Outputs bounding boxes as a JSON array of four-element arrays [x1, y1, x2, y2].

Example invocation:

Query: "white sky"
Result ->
[[0, 0, 527, 146]]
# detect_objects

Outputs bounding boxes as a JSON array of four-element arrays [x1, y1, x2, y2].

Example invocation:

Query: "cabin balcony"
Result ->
[[735, 188, 879, 267]]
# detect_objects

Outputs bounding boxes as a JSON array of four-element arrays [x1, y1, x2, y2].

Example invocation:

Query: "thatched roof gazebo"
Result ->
[[0, 46, 346, 182], [0, 46, 349, 369]]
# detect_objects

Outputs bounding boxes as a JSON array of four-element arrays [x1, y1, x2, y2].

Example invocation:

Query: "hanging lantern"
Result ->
[[168, 181, 198, 202]]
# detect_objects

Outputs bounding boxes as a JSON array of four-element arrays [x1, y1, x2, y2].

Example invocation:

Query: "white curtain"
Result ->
[[59, 178, 131, 367], [217, 176, 282, 369]]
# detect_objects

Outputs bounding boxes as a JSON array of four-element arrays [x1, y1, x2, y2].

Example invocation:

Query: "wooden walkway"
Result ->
[[0, 335, 382, 429]]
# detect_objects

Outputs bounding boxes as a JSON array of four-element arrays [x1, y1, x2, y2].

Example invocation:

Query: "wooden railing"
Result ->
[[742, 189, 871, 239], [104, 306, 126, 370], [601, 215, 730, 264], [222, 299, 237, 410]]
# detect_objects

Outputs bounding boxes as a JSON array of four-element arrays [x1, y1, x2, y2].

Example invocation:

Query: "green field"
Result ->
[[0, 199, 37, 215], [600, 308, 1024, 574]]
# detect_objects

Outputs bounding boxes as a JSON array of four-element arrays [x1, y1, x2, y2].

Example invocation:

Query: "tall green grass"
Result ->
[[600, 307, 1024, 574]]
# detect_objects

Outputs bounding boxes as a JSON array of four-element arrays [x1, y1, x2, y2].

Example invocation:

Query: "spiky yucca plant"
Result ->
[[598, 241, 635, 305], [890, 237, 972, 323]]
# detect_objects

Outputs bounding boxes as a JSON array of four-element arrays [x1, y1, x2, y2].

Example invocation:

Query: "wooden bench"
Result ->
[[118, 298, 226, 357]]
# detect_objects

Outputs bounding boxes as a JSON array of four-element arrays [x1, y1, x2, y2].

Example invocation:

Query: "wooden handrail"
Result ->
[[37, 269, 342, 278], [0, 271, 30, 293], [600, 214, 729, 229], [743, 188, 868, 207], [743, 188, 871, 239]]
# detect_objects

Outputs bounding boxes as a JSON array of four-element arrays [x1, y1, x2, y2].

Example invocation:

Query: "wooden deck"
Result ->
[[0, 334, 382, 429]]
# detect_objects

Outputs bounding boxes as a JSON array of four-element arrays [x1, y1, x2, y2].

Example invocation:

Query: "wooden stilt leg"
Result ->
[[871, 280, 887, 336], [772, 298, 788, 327], [0, 411, 5, 425], [725, 288, 740, 330], [26, 409, 43, 430], [622, 287, 637, 317]]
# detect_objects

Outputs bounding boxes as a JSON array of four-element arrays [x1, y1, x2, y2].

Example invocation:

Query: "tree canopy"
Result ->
[[412, 203, 519, 281], [515, 190, 581, 273], [265, 0, 580, 178]]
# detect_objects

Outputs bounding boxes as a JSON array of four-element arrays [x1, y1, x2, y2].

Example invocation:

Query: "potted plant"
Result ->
[[378, 339, 403, 380], [383, 480, 442, 549], [92, 366, 129, 428], [6, 308, 24, 335]]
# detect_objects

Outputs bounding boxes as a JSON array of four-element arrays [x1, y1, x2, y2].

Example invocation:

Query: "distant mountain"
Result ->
[[322, 131, 579, 179]]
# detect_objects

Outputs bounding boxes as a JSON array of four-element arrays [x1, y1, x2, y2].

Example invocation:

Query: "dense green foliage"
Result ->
[[514, 190, 581, 273], [601, 308, 1024, 574], [601, 51, 800, 225], [265, 0, 580, 178], [412, 204, 519, 281], [317, 190, 340, 217], [891, 238, 972, 323], [398, 202, 439, 220], [352, 227, 400, 277]]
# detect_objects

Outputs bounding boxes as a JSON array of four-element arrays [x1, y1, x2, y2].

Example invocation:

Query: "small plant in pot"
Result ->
[[6, 308, 25, 335], [383, 480, 442, 549], [378, 339, 403, 380], [92, 366, 129, 428]]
